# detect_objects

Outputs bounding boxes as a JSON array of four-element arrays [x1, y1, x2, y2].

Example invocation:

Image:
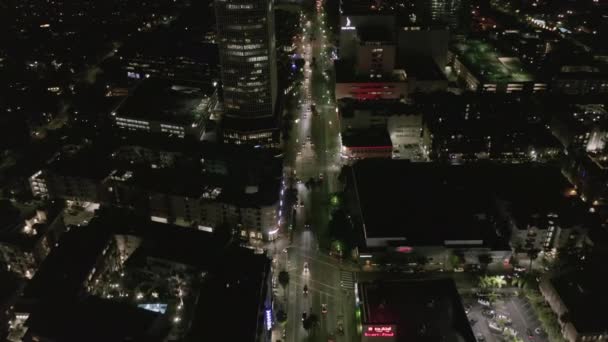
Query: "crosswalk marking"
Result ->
[[340, 270, 354, 289]]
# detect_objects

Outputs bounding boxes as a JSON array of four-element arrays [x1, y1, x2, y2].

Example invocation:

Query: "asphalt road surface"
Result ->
[[273, 2, 357, 341]]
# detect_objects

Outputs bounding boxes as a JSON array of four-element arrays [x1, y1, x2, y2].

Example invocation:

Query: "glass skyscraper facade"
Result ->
[[215, 0, 278, 142]]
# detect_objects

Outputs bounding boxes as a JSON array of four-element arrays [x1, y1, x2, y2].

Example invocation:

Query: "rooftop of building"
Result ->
[[0, 270, 23, 310], [451, 39, 535, 83], [335, 59, 407, 83], [358, 279, 475, 342], [552, 104, 608, 132], [492, 164, 596, 230], [0, 200, 65, 249], [357, 26, 394, 43], [400, 57, 447, 81], [114, 130, 284, 165], [186, 247, 271, 341], [549, 269, 608, 334], [342, 129, 393, 148], [340, 0, 399, 15], [350, 160, 500, 246], [47, 144, 114, 179], [115, 78, 215, 125], [338, 98, 417, 118], [119, 29, 219, 65], [21, 224, 113, 302], [24, 296, 169, 342], [350, 161, 589, 244], [222, 114, 280, 134], [124, 166, 280, 207]]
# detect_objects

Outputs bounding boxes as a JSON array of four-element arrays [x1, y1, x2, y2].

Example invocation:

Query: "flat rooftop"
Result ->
[[350, 161, 585, 245], [452, 40, 534, 83], [24, 297, 168, 342], [351, 160, 498, 246], [342, 129, 392, 148], [338, 98, 417, 118], [335, 59, 407, 83], [550, 270, 608, 334], [357, 26, 394, 43], [116, 78, 214, 125], [401, 57, 447, 81], [359, 279, 475, 342]]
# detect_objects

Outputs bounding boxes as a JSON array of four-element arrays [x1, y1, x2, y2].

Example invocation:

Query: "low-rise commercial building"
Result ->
[[450, 40, 547, 93], [540, 271, 608, 342], [346, 161, 595, 269], [342, 129, 393, 160], [337, 99, 424, 161], [112, 78, 218, 140], [357, 279, 475, 342], [346, 160, 512, 270]]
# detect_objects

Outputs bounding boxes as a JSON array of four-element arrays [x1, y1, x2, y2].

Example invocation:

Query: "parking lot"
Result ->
[[463, 292, 547, 342]]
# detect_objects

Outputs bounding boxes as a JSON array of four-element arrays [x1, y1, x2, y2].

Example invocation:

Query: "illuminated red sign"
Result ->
[[363, 325, 396, 337], [395, 246, 412, 253]]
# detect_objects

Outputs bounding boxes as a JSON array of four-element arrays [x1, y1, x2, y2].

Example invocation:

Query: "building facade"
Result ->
[[215, 0, 279, 145]]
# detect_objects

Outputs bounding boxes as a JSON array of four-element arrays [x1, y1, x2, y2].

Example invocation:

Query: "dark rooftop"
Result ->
[[335, 59, 407, 83], [21, 225, 112, 303], [550, 270, 608, 334], [401, 57, 447, 81], [351, 160, 499, 246], [342, 129, 393, 148], [223, 114, 280, 133], [186, 247, 271, 342], [116, 78, 214, 125], [338, 98, 417, 118], [350, 161, 586, 246], [359, 279, 475, 342], [127, 167, 280, 207], [24, 297, 169, 342], [357, 26, 394, 43]]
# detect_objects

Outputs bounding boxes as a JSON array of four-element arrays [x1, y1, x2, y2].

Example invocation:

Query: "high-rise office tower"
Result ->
[[416, 0, 463, 30], [215, 0, 279, 146]]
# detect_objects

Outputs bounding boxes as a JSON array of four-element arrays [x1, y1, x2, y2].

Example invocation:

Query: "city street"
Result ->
[[272, 1, 356, 341]]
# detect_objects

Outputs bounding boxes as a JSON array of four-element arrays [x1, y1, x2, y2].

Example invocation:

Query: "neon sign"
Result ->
[[342, 16, 356, 30], [363, 325, 396, 337], [395, 246, 412, 253]]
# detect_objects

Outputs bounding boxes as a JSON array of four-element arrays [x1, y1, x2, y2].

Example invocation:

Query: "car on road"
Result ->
[[322, 304, 327, 314], [303, 284, 308, 295], [303, 262, 309, 274]]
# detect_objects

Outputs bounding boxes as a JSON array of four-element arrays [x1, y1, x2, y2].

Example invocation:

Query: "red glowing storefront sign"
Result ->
[[395, 246, 413, 253], [363, 325, 396, 337]]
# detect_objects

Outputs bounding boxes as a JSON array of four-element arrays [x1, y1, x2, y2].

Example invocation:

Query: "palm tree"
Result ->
[[303, 313, 319, 333], [527, 249, 540, 271]]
